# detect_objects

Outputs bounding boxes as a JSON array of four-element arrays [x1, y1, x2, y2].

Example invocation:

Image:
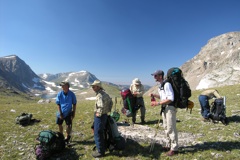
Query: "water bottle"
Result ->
[[151, 94, 155, 102]]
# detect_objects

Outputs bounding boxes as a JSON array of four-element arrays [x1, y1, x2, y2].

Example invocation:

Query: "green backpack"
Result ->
[[36, 130, 65, 153]]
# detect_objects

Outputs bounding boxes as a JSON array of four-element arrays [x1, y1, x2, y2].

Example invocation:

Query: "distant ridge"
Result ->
[[0, 55, 45, 93]]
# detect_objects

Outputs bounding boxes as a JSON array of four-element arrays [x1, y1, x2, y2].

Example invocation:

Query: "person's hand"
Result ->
[[96, 112, 100, 117], [71, 112, 75, 119], [151, 101, 159, 107], [133, 92, 138, 96], [60, 114, 64, 119]]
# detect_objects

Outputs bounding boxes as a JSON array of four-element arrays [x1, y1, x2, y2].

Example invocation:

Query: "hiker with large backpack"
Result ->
[[199, 89, 222, 121], [130, 78, 146, 124], [120, 88, 140, 123], [56, 81, 77, 144], [150, 69, 179, 156], [91, 80, 113, 158]]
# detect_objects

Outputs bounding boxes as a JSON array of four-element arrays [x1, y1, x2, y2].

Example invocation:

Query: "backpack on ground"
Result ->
[[16, 113, 32, 126], [120, 88, 139, 117], [210, 97, 228, 125], [105, 115, 125, 152], [35, 130, 65, 159], [162, 67, 192, 111], [110, 97, 120, 122]]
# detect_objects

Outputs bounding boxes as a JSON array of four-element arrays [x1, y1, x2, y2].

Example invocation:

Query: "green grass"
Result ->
[[0, 84, 240, 160]]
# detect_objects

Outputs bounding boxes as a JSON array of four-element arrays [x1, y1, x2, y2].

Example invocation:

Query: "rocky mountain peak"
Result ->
[[0, 55, 44, 93], [181, 31, 240, 90]]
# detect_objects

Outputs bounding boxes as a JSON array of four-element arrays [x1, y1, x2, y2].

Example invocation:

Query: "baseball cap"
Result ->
[[91, 80, 103, 88], [151, 70, 164, 76], [60, 81, 70, 86]]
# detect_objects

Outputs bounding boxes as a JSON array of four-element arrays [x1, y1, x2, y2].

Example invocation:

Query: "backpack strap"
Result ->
[[160, 80, 175, 106], [160, 80, 166, 90]]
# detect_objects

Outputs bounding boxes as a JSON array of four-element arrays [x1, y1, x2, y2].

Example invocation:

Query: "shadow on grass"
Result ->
[[107, 138, 164, 159], [50, 147, 82, 160], [228, 115, 240, 123], [144, 119, 163, 125], [48, 136, 95, 160], [180, 141, 240, 154]]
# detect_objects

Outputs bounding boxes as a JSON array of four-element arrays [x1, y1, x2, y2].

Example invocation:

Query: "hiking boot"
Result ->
[[65, 135, 71, 144], [162, 146, 170, 152], [202, 118, 210, 122], [141, 120, 146, 124], [92, 151, 104, 158], [166, 150, 178, 156], [208, 113, 213, 120]]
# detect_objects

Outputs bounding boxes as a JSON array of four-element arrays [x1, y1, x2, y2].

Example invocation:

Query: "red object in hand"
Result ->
[[151, 94, 156, 102]]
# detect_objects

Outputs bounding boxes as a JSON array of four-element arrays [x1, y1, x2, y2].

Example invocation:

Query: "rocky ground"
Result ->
[[118, 123, 201, 148]]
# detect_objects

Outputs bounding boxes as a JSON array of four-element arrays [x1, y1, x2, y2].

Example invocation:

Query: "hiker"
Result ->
[[150, 70, 179, 156], [56, 81, 77, 144], [91, 80, 113, 158], [129, 78, 146, 124], [199, 89, 222, 121]]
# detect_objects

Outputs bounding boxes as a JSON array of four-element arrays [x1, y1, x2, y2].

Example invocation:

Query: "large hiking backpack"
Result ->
[[210, 98, 228, 125], [162, 67, 192, 109], [105, 116, 125, 152], [35, 130, 65, 159], [16, 113, 32, 126], [120, 88, 138, 117]]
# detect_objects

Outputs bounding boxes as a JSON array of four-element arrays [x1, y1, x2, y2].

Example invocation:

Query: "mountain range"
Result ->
[[0, 31, 239, 98]]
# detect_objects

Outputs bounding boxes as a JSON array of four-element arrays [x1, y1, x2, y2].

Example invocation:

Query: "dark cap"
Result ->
[[60, 81, 70, 87], [151, 70, 164, 76]]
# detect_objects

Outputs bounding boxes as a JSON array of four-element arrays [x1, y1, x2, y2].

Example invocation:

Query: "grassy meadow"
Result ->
[[0, 84, 240, 160]]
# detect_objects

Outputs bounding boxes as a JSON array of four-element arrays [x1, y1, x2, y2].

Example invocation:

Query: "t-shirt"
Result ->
[[56, 90, 77, 118]]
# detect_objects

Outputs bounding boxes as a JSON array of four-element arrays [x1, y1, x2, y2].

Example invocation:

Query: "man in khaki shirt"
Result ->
[[130, 78, 146, 124], [199, 89, 222, 121], [91, 80, 113, 158]]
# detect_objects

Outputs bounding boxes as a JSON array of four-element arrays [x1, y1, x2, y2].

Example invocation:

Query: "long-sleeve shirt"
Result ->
[[94, 89, 113, 116], [158, 82, 174, 102], [129, 84, 144, 97]]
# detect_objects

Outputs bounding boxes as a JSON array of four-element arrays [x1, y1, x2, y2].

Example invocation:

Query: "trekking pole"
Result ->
[[69, 112, 74, 145], [115, 97, 117, 111], [149, 116, 161, 152]]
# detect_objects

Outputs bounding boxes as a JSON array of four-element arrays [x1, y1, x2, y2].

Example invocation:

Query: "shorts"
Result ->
[[56, 113, 72, 125]]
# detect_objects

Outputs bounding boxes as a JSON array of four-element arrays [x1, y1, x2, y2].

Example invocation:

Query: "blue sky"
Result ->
[[0, 0, 240, 86]]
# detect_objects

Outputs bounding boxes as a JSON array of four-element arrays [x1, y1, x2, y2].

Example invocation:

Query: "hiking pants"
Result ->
[[132, 97, 146, 123], [198, 95, 210, 119], [162, 105, 178, 151], [94, 114, 108, 154]]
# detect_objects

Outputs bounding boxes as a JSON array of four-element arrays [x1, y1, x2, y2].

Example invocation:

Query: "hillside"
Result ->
[[181, 31, 240, 90]]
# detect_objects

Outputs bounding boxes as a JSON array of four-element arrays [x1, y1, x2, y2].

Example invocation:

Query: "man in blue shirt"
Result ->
[[56, 81, 77, 144]]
